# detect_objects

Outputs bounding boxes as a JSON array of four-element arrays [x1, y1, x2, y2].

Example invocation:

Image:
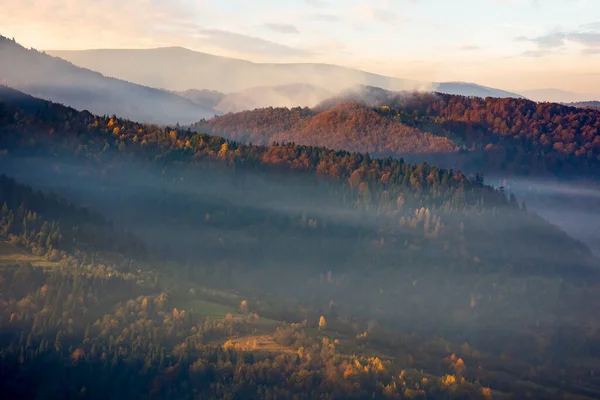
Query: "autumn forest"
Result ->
[[1, 33, 600, 400]]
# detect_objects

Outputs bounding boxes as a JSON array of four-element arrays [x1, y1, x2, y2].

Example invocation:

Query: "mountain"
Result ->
[[198, 102, 458, 155], [0, 86, 594, 280], [2, 87, 600, 400], [195, 86, 600, 178], [0, 36, 215, 125], [521, 88, 600, 103], [49, 47, 523, 99]]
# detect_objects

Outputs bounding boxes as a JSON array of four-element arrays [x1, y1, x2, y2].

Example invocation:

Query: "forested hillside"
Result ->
[[0, 86, 593, 277], [2, 87, 600, 399], [0, 177, 500, 400], [195, 87, 600, 178], [197, 102, 457, 154]]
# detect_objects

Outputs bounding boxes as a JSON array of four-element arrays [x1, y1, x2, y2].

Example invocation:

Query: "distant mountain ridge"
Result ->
[[0, 36, 215, 125], [434, 82, 523, 99], [565, 101, 600, 110], [49, 46, 524, 99], [522, 88, 600, 103]]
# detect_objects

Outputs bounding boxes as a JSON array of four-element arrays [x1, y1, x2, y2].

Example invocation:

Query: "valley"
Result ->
[[1, 15, 600, 398]]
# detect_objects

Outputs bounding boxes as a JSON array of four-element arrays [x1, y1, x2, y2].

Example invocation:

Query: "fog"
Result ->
[[48, 47, 432, 94], [0, 36, 214, 125], [396, 151, 600, 260], [489, 176, 600, 258], [2, 147, 597, 358], [48, 47, 521, 100]]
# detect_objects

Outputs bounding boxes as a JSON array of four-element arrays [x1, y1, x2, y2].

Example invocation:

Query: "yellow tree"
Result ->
[[319, 316, 327, 329], [218, 142, 229, 159]]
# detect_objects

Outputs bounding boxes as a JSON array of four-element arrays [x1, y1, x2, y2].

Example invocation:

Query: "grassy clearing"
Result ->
[[173, 297, 280, 326], [0, 241, 57, 268], [222, 335, 294, 354], [175, 298, 240, 320]]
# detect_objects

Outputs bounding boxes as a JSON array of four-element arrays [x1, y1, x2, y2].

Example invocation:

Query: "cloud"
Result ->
[[308, 13, 340, 22], [520, 49, 551, 58], [582, 48, 600, 55], [580, 21, 600, 31], [264, 23, 299, 34], [370, 8, 399, 25], [0, 0, 204, 49], [0, 0, 316, 61], [194, 29, 313, 58], [516, 32, 567, 48], [569, 32, 600, 47], [353, 4, 400, 26], [516, 28, 600, 56], [458, 45, 480, 51], [304, 0, 327, 7]]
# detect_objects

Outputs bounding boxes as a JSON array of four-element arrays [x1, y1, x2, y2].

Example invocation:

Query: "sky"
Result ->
[[2, 0, 600, 95]]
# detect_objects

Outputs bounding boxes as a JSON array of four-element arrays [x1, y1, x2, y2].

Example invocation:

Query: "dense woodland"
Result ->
[[196, 87, 600, 178], [1, 87, 600, 399], [196, 103, 457, 155]]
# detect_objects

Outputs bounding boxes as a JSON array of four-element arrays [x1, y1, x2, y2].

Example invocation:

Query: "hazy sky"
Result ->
[[2, 0, 600, 94]]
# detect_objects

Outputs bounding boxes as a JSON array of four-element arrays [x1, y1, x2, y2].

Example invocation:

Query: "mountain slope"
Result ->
[[197, 102, 458, 154], [194, 86, 600, 177], [0, 86, 594, 279], [49, 47, 523, 99], [0, 37, 215, 125]]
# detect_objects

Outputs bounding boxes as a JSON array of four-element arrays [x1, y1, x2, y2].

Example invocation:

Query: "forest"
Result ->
[[196, 87, 600, 178], [1, 86, 600, 399]]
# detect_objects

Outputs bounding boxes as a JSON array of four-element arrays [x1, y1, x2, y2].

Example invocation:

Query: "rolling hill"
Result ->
[[2, 87, 600, 400], [194, 85, 600, 177], [0, 36, 215, 125], [49, 46, 524, 99], [197, 101, 458, 155]]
